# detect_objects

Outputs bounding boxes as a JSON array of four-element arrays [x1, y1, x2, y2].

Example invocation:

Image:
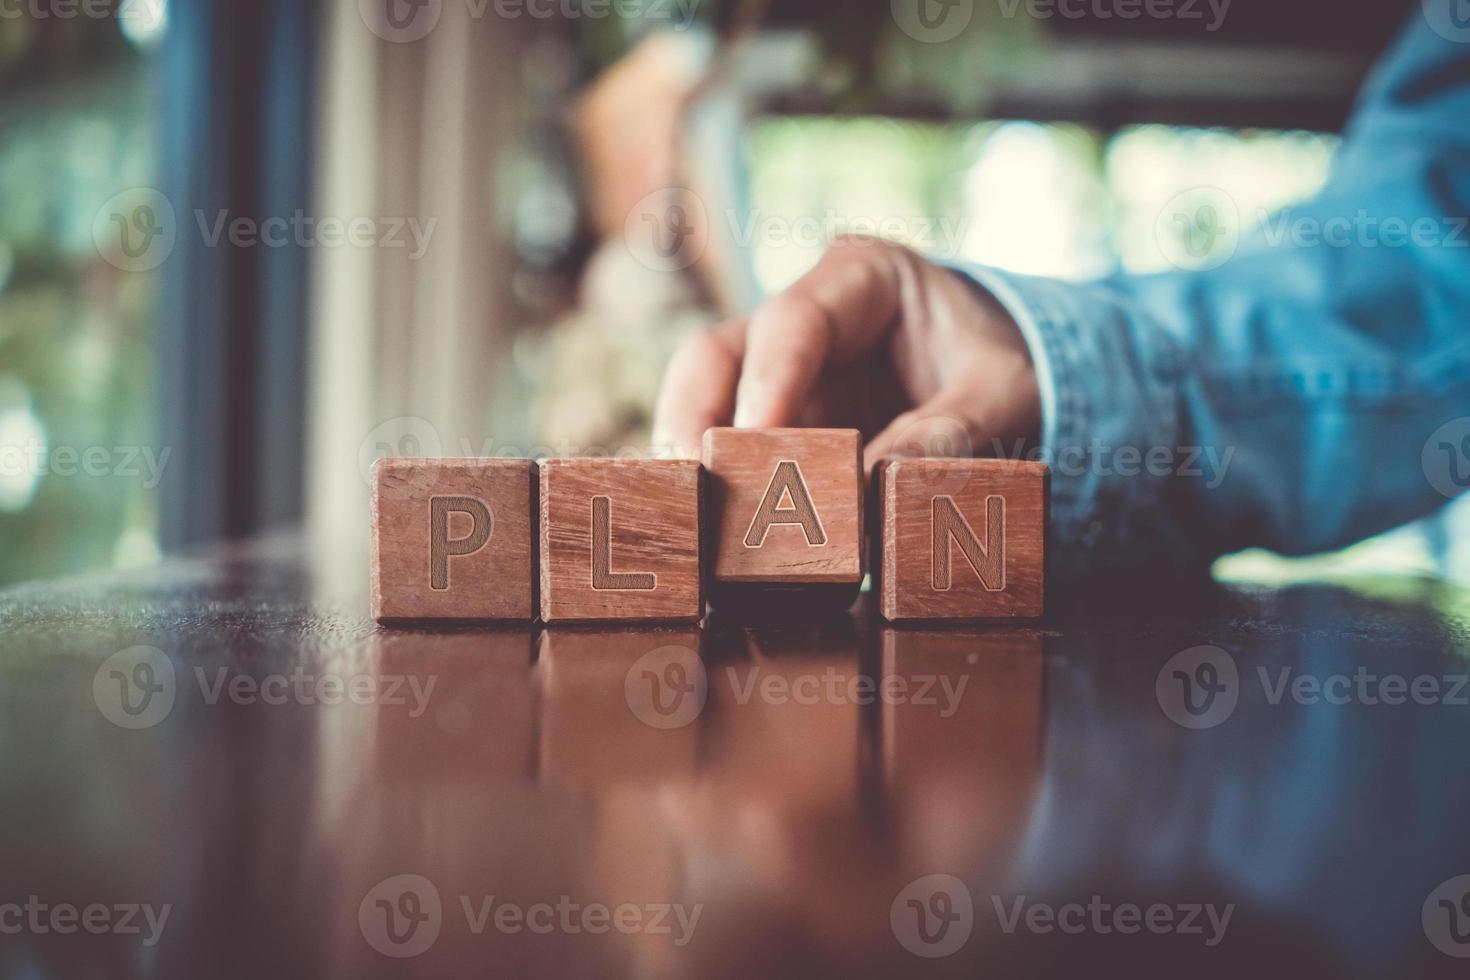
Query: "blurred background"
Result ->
[[2, 0, 1456, 589]]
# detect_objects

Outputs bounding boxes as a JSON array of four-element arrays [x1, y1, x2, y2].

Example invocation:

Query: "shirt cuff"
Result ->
[[951, 264, 1189, 579]]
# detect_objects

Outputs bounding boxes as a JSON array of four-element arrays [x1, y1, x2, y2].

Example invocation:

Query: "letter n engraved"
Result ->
[[591, 496, 657, 591], [931, 495, 1005, 592], [744, 460, 827, 548], [429, 496, 493, 590]]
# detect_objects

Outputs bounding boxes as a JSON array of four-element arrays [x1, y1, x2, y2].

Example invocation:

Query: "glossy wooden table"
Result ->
[[2, 534, 1469, 978]]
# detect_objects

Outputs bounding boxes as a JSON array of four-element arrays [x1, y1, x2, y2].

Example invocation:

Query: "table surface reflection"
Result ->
[[2, 534, 1470, 979]]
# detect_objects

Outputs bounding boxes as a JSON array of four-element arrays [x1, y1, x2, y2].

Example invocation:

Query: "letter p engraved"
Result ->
[[931, 495, 1004, 592], [429, 496, 493, 590], [592, 496, 657, 591]]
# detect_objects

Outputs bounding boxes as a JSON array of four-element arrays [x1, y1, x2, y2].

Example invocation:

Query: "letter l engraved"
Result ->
[[592, 496, 657, 591]]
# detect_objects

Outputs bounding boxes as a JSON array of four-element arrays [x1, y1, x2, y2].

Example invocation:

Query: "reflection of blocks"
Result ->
[[880, 627, 1043, 787], [881, 627, 1044, 868], [537, 629, 703, 790], [702, 428, 863, 607], [371, 459, 536, 622], [368, 630, 537, 782], [539, 460, 703, 624], [701, 618, 861, 801], [875, 459, 1047, 621]]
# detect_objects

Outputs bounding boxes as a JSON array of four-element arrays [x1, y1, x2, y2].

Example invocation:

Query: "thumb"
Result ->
[[862, 393, 989, 476]]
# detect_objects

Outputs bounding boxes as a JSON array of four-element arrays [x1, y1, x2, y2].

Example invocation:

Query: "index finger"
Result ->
[[733, 238, 906, 429], [651, 317, 747, 458]]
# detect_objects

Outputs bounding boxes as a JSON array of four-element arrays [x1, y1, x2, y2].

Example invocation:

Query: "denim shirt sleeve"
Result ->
[[956, 5, 1470, 580]]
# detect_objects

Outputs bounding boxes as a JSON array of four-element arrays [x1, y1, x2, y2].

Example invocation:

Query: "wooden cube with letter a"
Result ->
[[703, 428, 863, 608], [876, 459, 1047, 621], [371, 458, 536, 622], [539, 459, 703, 623]]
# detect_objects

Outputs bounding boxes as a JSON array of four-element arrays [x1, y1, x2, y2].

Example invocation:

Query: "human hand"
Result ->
[[652, 238, 1041, 470]]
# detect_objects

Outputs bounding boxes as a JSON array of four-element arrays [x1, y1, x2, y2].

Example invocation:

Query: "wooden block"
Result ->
[[876, 459, 1047, 621], [702, 428, 863, 607], [539, 459, 703, 623], [371, 459, 535, 622]]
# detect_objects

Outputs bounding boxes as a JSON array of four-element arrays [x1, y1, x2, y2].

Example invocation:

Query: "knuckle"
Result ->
[[757, 291, 831, 361]]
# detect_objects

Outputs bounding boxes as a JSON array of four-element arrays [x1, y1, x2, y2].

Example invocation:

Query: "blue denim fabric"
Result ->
[[960, 6, 1470, 579]]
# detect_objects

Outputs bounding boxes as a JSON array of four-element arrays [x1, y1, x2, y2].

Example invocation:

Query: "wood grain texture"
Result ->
[[539, 459, 703, 623], [371, 458, 535, 622], [877, 459, 1047, 621], [702, 428, 864, 588]]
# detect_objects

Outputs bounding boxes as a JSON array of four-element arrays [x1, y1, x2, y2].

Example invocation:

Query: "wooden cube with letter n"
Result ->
[[371, 458, 536, 622], [703, 428, 864, 609], [539, 459, 703, 623], [876, 459, 1047, 621]]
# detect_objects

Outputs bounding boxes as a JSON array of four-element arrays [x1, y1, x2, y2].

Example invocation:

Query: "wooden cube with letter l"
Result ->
[[875, 458, 1047, 621], [703, 428, 864, 610], [371, 458, 536, 622], [539, 459, 704, 623]]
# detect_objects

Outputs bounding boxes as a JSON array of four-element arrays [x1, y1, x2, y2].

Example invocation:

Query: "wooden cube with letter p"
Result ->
[[539, 459, 703, 623], [371, 458, 536, 622], [703, 428, 864, 608], [876, 458, 1047, 621]]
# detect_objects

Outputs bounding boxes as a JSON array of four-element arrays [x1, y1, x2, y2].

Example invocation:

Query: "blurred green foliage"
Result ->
[[0, 17, 159, 585]]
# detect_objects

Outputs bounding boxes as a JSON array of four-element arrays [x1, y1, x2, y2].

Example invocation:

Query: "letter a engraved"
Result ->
[[744, 460, 827, 548], [592, 496, 657, 591], [931, 495, 1005, 592], [429, 496, 493, 590]]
